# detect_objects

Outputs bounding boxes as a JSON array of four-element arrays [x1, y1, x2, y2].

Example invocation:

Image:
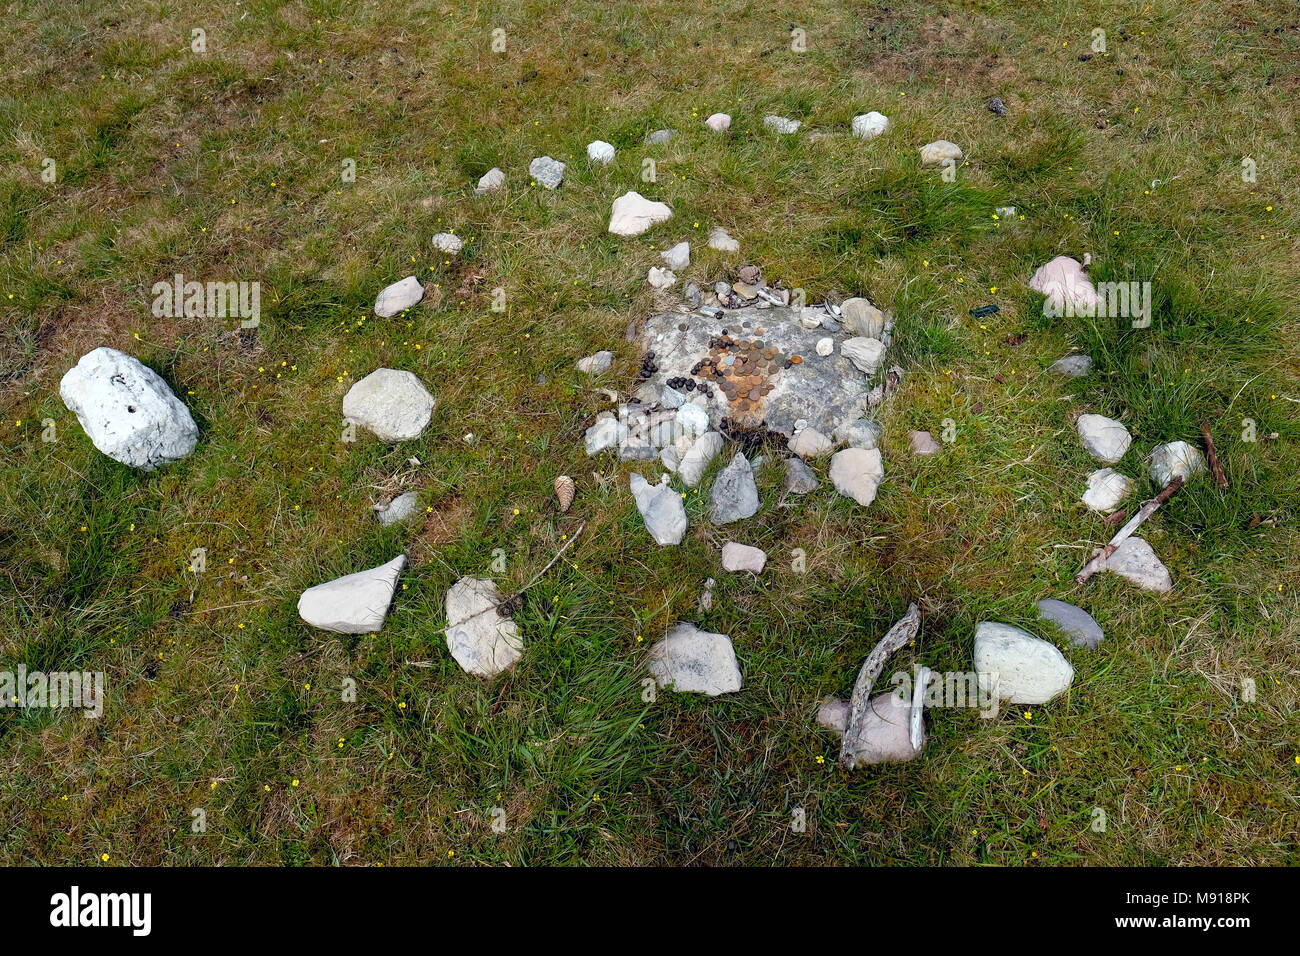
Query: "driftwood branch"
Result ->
[[1076, 477, 1184, 584], [838, 603, 921, 769], [1200, 422, 1229, 490]]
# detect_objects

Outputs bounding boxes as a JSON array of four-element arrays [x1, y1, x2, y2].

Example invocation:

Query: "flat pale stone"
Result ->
[[445, 576, 523, 677], [1035, 599, 1104, 649], [838, 692, 923, 766], [661, 241, 690, 271], [788, 427, 833, 458], [584, 416, 619, 455], [374, 491, 418, 526], [1030, 256, 1098, 316], [707, 227, 739, 252], [839, 298, 885, 338], [59, 347, 198, 470], [721, 542, 767, 573], [374, 276, 424, 317], [529, 155, 565, 189], [1104, 537, 1172, 592], [431, 232, 463, 255], [1049, 353, 1092, 377], [851, 111, 890, 140], [709, 453, 759, 524], [1082, 467, 1132, 512], [646, 623, 741, 696], [841, 337, 886, 374], [343, 368, 435, 441], [816, 697, 850, 733], [763, 115, 801, 134], [678, 431, 724, 488], [586, 140, 615, 164], [974, 621, 1074, 705], [829, 447, 884, 506], [648, 266, 676, 289], [474, 167, 505, 194], [609, 191, 673, 237], [1077, 414, 1131, 463], [705, 113, 731, 132], [630, 473, 688, 545], [783, 457, 819, 493], [645, 128, 675, 145], [575, 350, 614, 375], [836, 418, 881, 449], [919, 140, 962, 165], [1149, 440, 1206, 486], [815, 336, 834, 356], [910, 430, 941, 456], [298, 555, 406, 634]]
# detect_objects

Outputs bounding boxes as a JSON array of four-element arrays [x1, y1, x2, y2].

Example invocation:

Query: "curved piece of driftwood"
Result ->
[[838, 602, 922, 769]]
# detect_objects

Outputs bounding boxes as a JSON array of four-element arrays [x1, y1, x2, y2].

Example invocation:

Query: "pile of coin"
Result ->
[[687, 327, 803, 427]]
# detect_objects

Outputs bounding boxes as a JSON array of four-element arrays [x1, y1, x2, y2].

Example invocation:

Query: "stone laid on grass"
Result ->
[[59, 347, 199, 470], [707, 226, 739, 252], [648, 266, 676, 289], [575, 350, 614, 375], [788, 427, 833, 458], [584, 415, 619, 455], [705, 113, 731, 132], [1035, 599, 1104, 649], [910, 430, 942, 456], [630, 473, 688, 545], [444, 576, 523, 678], [851, 111, 890, 140], [1082, 467, 1132, 512], [973, 622, 1074, 704], [836, 418, 882, 449], [1049, 353, 1092, 377], [919, 140, 962, 165], [763, 115, 801, 134], [1077, 413, 1131, 463], [645, 128, 676, 145], [1103, 537, 1172, 592], [431, 232, 463, 255], [678, 431, 724, 488], [374, 491, 418, 527], [1030, 256, 1098, 316], [661, 241, 690, 271], [374, 276, 424, 317], [783, 457, 820, 493], [721, 542, 767, 573], [839, 297, 886, 338], [298, 555, 407, 634], [1149, 440, 1206, 485], [343, 369, 435, 441], [474, 167, 505, 194], [529, 155, 566, 189], [828, 691, 923, 766], [646, 623, 742, 696], [710, 453, 759, 524], [829, 447, 884, 506], [586, 140, 615, 164], [609, 191, 673, 236], [841, 336, 886, 374]]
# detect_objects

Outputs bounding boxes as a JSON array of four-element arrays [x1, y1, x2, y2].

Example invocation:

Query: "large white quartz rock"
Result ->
[[973, 622, 1074, 705], [609, 191, 673, 236], [829, 447, 884, 506], [851, 112, 890, 140], [445, 576, 523, 677], [298, 555, 407, 634], [1148, 440, 1207, 486], [374, 276, 424, 317], [59, 347, 198, 470], [1082, 467, 1132, 512], [342, 368, 435, 441], [646, 623, 742, 696], [1076, 414, 1131, 463]]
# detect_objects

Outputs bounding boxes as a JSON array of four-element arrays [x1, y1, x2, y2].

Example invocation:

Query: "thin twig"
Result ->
[[1199, 421, 1229, 490]]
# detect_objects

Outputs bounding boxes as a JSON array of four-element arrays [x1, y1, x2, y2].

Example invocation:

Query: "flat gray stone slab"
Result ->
[[298, 555, 406, 634], [646, 623, 742, 696], [1035, 598, 1104, 649]]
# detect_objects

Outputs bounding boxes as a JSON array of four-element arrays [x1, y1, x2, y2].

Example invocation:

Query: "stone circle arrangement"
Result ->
[[54, 111, 1223, 769]]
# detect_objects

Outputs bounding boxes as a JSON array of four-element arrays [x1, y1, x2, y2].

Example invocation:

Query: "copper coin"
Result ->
[[791, 355, 803, 364]]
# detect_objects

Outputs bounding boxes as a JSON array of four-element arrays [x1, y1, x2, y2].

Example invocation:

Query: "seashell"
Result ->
[[554, 475, 575, 513]]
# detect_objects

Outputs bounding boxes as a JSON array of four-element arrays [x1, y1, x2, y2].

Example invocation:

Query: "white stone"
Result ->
[[851, 111, 890, 140], [343, 369, 435, 441], [586, 140, 615, 164], [839, 692, 923, 766], [1030, 256, 1098, 316], [1104, 537, 1173, 592], [705, 113, 731, 132], [374, 491, 418, 526], [788, 427, 833, 458], [431, 232, 463, 255], [1149, 441, 1206, 486], [840, 298, 886, 338], [707, 226, 739, 252], [584, 416, 619, 455], [646, 623, 741, 696], [661, 241, 690, 271], [1082, 468, 1132, 512], [1077, 414, 1131, 463], [678, 431, 724, 488], [648, 266, 676, 290], [374, 275, 424, 317], [445, 576, 523, 677], [815, 336, 834, 357], [298, 555, 406, 634], [59, 347, 198, 470], [973, 622, 1074, 705], [675, 403, 709, 440], [575, 350, 614, 375], [630, 473, 688, 545], [829, 447, 884, 506], [529, 155, 565, 189], [841, 337, 886, 374], [608, 190, 673, 237], [474, 167, 505, 194], [764, 114, 801, 134], [919, 140, 963, 165], [721, 542, 767, 573]]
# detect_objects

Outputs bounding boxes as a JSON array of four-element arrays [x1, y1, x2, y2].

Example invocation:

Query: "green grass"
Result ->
[[0, 0, 1297, 865]]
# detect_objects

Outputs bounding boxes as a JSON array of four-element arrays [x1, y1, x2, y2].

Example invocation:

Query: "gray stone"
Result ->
[[973, 622, 1074, 705], [646, 623, 742, 696], [710, 453, 760, 524], [584, 416, 619, 455], [678, 431, 724, 488], [1104, 537, 1172, 592], [529, 155, 566, 189], [721, 542, 767, 573], [1035, 599, 1104, 649], [645, 128, 676, 145], [1077, 414, 1131, 463], [609, 190, 673, 237], [444, 576, 523, 677], [575, 350, 614, 375], [59, 347, 198, 470], [374, 275, 424, 317], [374, 491, 418, 527], [763, 115, 801, 134], [474, 167, 505, 194], [840, 298, 886, 338], [841, 336, 886, 374], [783, 457, 820, 493], [1149, 440, 1206, 486], [298, 555, 406, 634], [788, 427, 833, 458], [630, 473, 688, 545], [829, 447, 884, 506], [836, 418, 881, 449], [1049, 353, 1092, 377], [342, 368, 435, 441]]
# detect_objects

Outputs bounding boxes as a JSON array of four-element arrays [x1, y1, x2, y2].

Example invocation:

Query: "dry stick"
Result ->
[[838, 603, 921, 769], [1200, 421, 1229, 490], [1075, 476, 1184, 584]]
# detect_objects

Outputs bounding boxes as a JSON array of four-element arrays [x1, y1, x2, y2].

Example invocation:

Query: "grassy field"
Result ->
[[0, 0, 1297, 866]]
